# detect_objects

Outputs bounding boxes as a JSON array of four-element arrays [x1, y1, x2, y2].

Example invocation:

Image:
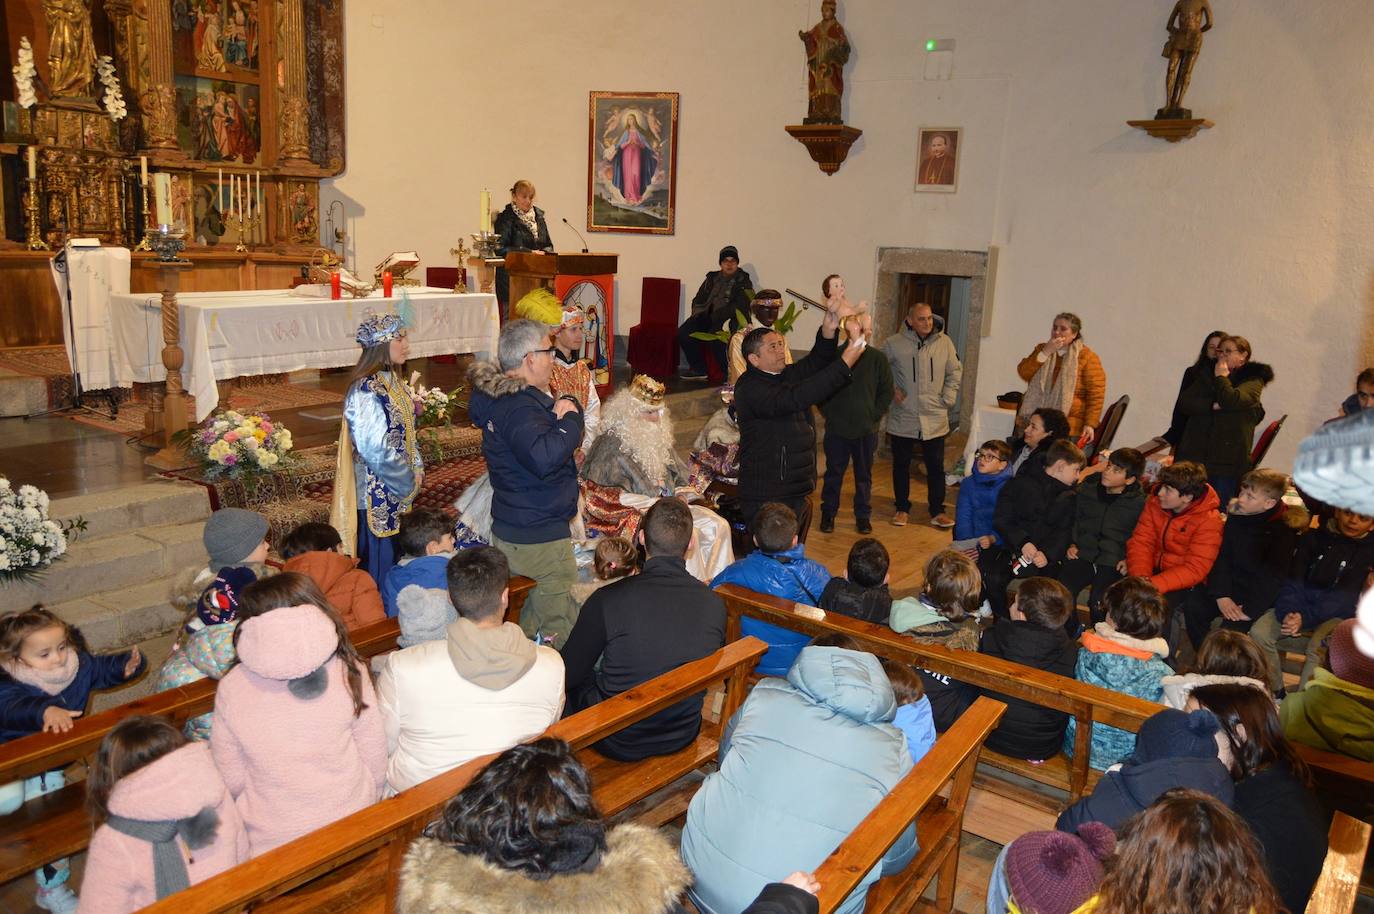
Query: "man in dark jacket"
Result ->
[[467, 318, 584, 648], [817, 313, 893, 535], [734, 306, 864, 530], [677, 245, 754, 381], [979, 577, 1081, 759], [561, 497, 726, 761]]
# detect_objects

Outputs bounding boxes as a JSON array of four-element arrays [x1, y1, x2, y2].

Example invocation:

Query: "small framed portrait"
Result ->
[[915, 127, 961, 192]]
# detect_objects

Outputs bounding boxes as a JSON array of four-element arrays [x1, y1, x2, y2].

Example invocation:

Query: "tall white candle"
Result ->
[[154, 173, 172, 226], [255, 172, 261, 219], [140, 155, 148, 186], [480, 189, 491, 234], [230, 174, 237, 217], [26, 147, 35, 180], [218, 168, 224, 210]]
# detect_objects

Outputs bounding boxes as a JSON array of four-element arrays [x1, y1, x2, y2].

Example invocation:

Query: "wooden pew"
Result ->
[[0, 577, 534, 887], [1305, 812, 1372, 914], [812, 697, 1005, 914], [137, 636, 768, 914], [717, 584, 1374, 847]]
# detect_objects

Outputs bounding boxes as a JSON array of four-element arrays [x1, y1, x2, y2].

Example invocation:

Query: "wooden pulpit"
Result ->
[[505, 251, 618, 306]]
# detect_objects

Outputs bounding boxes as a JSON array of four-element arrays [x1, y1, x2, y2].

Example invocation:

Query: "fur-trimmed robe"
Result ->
[[398, 823, 690, 914]]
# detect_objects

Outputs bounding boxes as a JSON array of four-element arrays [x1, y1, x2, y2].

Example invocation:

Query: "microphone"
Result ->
[[561, 217, 591, 253]]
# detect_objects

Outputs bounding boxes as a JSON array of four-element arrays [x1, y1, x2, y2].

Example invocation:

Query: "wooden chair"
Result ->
[[1305, 812, 1371, 914], [0, 578, 535, 886], [1085, 394, 1128, 464], [137, 636, 768, 914], [715, 584, 1371, 844], [812, 697, 1005, 914], [1251, 413, 1288, 466]]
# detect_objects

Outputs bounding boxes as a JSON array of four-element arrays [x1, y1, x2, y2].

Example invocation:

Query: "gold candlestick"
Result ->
[[223, 211, 260, 252], [449, 238, 470, 293], [24, 177, 49, 251], [133, 180, 155, 252]]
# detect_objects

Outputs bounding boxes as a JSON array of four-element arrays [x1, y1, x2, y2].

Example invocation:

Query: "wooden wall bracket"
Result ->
[[1127, 118, 1214, 143], [784, 124, 863, 175]]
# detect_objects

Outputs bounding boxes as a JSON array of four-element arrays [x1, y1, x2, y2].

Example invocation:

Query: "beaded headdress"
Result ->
[[629, 374, 665, 408], [355, 313, 405, 347]]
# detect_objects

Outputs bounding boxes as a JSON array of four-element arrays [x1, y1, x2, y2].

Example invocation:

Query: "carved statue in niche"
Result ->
[[1158, 0, 1212, 119], [43, 0, 98, 98], [287, 182, 317, 243], [798, 0, 849, 125]]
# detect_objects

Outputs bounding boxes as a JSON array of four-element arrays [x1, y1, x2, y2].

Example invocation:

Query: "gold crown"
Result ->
[[630, 374, 665, 407]]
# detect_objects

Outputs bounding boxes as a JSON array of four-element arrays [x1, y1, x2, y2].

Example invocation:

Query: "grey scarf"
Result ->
[[105, 807, 220, 899]]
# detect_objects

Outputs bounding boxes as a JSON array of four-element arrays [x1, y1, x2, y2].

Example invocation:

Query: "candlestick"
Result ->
[[140, 155, 148, 186], [133, 176, 155, 252], [26, 147, 36, 180], [330, 271, 341, 300], [382, 270, 393, 298], [23, 176, 47, 250]]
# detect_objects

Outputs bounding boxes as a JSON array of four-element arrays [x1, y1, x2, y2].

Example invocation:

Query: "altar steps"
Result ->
[[0, 367, 50, 417], [1, 480, 213, 709]]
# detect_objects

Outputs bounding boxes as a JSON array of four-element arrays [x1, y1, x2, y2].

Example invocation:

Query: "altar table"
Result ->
[[110, 287, 498, 421]]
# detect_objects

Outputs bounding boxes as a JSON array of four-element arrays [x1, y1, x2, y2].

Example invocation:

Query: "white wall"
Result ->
[[331, 0, 1374, 472]]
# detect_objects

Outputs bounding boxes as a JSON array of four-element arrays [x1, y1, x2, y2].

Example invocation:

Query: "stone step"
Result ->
[[50, 479, 211, 541], [50, 573, 190, 654], [0, 370, 49, 418], [0, 520, 208, 614]]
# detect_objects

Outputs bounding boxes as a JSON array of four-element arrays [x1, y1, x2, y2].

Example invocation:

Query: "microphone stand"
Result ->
[[561, 217, 591, 253]]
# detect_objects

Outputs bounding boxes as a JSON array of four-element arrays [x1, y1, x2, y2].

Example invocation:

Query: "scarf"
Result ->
[[2, 649, 80, 695], [515, 205, 539, 240], [1019, 338, 1081, 422], [105, 807, 220, 899]]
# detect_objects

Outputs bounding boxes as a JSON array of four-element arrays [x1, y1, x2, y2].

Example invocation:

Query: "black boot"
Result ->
[[819, 513, 835, 533]]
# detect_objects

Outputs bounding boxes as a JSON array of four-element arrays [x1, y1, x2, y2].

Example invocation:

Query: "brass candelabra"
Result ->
[[223, 211, 262, 253], [133, 179, 155, 252], [23, 177, 48, 251]]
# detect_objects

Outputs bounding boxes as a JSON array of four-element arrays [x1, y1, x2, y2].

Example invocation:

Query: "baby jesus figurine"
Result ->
[[822, 272, 869, 323]]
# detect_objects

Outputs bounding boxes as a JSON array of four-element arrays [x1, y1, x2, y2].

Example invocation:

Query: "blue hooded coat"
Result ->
[[711, 544, 833, 676]]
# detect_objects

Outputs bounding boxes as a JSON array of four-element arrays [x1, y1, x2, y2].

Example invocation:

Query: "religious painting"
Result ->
[[173, 0, 261, 75], [174, 76, 262, 164], [586, 91, 678, 235], [556, 274, 615, 394], [915, 127, 960, 192]]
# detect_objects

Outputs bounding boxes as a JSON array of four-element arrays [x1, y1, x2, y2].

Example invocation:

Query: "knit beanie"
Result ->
[[718, 245, 739, 263], [203, 508, 269, 572], [1005, 822, 1115, 914], [1327, 618, 1374, 689], [1129, 707, 1221, 765]]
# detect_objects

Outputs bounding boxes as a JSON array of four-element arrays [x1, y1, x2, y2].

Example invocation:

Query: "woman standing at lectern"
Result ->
[[493, 179, 554, 312]]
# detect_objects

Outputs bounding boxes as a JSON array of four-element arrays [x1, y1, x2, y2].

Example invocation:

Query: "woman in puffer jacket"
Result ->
[[681, 639, 915, 914], [209, 573, 386, 855]]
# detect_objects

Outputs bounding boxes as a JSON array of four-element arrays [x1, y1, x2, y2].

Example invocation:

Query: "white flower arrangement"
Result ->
[[184, 410, 295, 481], [97, 56, 126, 121], [0, 476, 81, 584], [12, 38, 38, 110], [408, 372, 463, 428]]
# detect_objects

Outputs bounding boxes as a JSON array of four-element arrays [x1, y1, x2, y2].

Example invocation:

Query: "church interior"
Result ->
[[1, 1, 1373, 912]]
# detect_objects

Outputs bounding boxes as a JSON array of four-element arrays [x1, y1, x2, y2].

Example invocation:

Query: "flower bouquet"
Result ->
[[0, 476, 82, 584], [409, 372, 465, 430], [183, 410, 295, 482]]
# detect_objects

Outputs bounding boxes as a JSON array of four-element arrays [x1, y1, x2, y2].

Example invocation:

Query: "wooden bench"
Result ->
[[812, 697, 1005, 914], [138, 636, 768, 914], [1306, 811, 1372, 914], [0, 576, 535, 886], [717, 584, 1370, 845]]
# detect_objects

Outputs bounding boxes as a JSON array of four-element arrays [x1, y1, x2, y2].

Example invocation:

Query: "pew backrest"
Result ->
[[1305, 811, 1372, 914], [137, 636, 768, 914]]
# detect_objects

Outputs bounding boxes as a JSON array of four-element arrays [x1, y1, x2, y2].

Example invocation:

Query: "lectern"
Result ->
[[505, 251, 619, 394]]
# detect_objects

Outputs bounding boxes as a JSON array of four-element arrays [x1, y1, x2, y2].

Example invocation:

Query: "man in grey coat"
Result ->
[[883, 302, 962, 528]]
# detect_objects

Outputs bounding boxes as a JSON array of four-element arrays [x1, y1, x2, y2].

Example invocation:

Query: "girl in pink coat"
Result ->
[[79, 716, 248, 913], [210, 573, 387, 855]]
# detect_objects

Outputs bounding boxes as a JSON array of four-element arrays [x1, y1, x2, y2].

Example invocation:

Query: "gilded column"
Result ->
[[277, 0, 311, 164], [138, 0, 178, 153]]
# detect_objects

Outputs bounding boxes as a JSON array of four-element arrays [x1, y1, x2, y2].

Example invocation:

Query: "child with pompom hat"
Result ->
[[985, 821, 1115, 914]]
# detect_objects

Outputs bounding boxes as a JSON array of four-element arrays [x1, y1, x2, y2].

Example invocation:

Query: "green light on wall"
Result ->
[[925, 39, 936, 51]]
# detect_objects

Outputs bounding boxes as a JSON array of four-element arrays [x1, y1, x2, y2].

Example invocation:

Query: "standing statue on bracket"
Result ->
[[43, 0, 97, 98], [1158, 0, 1213, 119], [799, 0, 850, 125]]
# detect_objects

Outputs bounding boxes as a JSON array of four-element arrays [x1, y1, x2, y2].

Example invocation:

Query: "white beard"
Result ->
[[601, 391, 676, 486]]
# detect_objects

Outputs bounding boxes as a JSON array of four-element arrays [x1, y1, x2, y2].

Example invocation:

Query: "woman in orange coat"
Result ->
[[1016, 312, 1107, 443]]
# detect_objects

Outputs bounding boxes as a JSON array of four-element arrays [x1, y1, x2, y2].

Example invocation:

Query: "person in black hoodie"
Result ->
[[980, 439, 1084, 617], [1058, 447, 1147, 624], [979, 577, 1080, 760], [560, 497, 726, 762], [818, 537, 893, 624], [1056, 706, 1235, 834], [734, 307, 863, 529], [1190, 683, 1329, 914], [1181, 468, 1304, 649]]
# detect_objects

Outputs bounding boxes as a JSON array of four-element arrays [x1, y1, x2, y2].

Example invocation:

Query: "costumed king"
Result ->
[[332, 314, 423, 585]]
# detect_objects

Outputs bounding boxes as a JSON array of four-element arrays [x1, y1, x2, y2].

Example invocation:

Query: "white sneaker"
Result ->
[[36, 885, 79, 914]]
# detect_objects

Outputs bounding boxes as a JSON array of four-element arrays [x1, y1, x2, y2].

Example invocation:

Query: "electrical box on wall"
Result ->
[[924, 38, 954, 80]]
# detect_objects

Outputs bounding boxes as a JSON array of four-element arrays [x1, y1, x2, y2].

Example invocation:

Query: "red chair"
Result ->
[[627, 277, 682, 380], [1250, 414, 1287, 467]]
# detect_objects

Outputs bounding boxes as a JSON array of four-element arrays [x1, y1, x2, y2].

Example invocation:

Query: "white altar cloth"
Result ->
[[110, 287, 499, 421], [50, 246, 131, 392]]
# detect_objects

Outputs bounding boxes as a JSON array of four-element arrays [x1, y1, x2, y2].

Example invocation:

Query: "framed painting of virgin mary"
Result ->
[[587, 91, 679, 234]]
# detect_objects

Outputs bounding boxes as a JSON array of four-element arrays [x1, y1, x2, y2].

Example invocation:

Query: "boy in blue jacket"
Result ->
[[953, 439, 1013, 547], [381, 508, 457, 619], [712, 502, 833, 676]]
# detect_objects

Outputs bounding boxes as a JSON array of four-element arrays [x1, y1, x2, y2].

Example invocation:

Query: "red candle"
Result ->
[[330, 270, 341, 300], [382, 270, 393, 298]]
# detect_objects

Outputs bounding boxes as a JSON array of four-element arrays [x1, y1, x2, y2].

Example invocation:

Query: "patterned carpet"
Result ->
[[66, 383, 344, 435], [163, 425, 486, 546]]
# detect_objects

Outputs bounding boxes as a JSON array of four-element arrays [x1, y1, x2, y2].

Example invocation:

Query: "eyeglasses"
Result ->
[[975, 451, 1004, 462], [527, 347, 556, 358]]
